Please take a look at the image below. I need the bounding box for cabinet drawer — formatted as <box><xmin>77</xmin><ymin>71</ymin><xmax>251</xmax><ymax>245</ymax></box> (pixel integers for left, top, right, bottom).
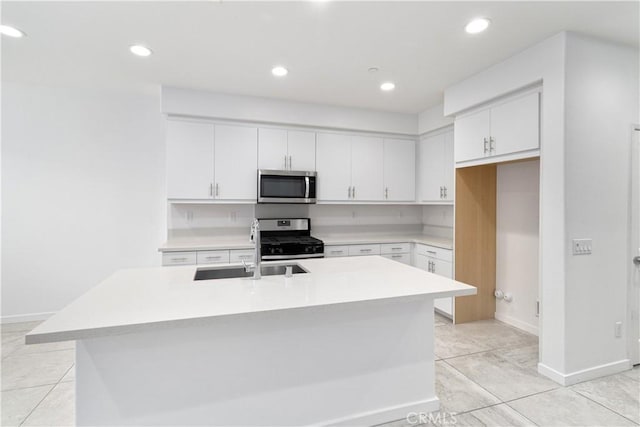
<box><xmin>325</xmin><ymin>245</ymin><xmax>350</xmax><ymax>257</ymax></box>
<box><xmin>380</xmin><ymin>243</ymin><xmax>410</xmax><ymax>254</ymax></box>
<box><xmin>162</xmin><ymin>252</ymin><xmax>197</xmax><ymax>266</ymax></box>
<box><xmin>196</xmin><ymin>250</ymin><xmax>230</xmax><ymax>265</ymax></box>
<box><xmin>229</xmin><ymin>249</ymin><xmax>255</xmax><ymax>263</ymax></box>
<box><xmin>348</xmin><ymin>244</ymin><xmax>381</xmax><ymax>256</ymax></box>
<box><xmin>382</xmin><ymin>253</ymin><xmax>411</xmax><ymax>265</ymax></box>
<box><xmin>415</xmin><ymin>244</ymin><xmax>452</xmax><ymax>262</ymax></box>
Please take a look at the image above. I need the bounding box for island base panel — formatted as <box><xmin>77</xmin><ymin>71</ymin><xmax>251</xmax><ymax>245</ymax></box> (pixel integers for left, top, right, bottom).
<box><xmin>76</xmin><ymin>297</ymin><xmax>438</xmax><ymax>426</ymax></box>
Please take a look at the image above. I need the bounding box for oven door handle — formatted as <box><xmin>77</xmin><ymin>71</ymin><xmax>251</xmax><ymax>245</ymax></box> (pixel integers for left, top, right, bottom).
<box><xmin>262</xmin><ymin>253</ymin><xmax>324</xmax><ymax>260</ymax></box>
<box><xmin>304</xmin><ymin>176</ymin><xmax>310</xmax><ymax>199</ymax></box>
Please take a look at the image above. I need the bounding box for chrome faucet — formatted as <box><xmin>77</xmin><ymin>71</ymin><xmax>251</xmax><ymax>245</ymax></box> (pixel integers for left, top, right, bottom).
<box><xmin>243</xmin><ymin>218</ymin><xmax>261</xmax><ymax>280</ymax></box>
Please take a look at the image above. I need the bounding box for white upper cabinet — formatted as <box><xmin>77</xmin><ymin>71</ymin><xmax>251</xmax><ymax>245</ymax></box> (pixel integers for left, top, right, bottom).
<box><xmin>166</xmin><ymin>120</ymin><xmax>214</xmax><ymax>200</ymax></box>
<box><xmin>258</xmin><ymin>128</ymin><xmax>316</xmax><ymax>171</ymax></box>
<box><xmin>316</xmin><ymin>133</ymin><xmax>352</xmax><ymax>201</ymax></box>
<box><xmin>490</xmin><ymin>92</ymin><xmax>540</xmax><ymax>156</ymax></box>
<box><xmin>287</xmin><ymin>130</ymin><xmax>316</xmax><ymax>171</ymax></box>
<box><xmin>419</xmin><ymin>129</ymin><xmax>454</xmax><ymax>203</ymax></box>
<box><xmin>454</xmin><ymin>91</ymin><xmax>540</xmax><ymax>165</ymax></box>
<box><xmin>455</xmin><ymin>109</ymin><xmax>490</xmax><ymax>164</ymax></box>
<box><xmin>351</xmin><ymin>136</ymin><xmax>384</xmax><ymax>201</ymax></box>
<box><xmin>214</xmin><ymin>125</ymin><xmax>258</xmax><ymax>201</ymax></box>
<box><xmin>383</xmin><ymin>139</ymin><xmax>416</xmax><ymax>202</ymax></box>
<box><xmin>258</xmin><ymin>128</ymin><xmax>288</xmax><ymax>170</ymax></box>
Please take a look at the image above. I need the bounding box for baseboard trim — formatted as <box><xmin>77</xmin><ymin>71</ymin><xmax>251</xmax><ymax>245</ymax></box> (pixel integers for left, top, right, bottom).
<box><xmin>538</xmin><ymin>359</ymin><xmax>631</xmax><ymax>386</ymax></box>
<box><xmin>319</xmin><ymin>397</ymin><xmax>440</xmax><ymax>426</ymax></box>
<box><xmin>1</xmin><ymin>312</ymin><xmax>55</xmax><ymax>324</ymax></box>
<box><xmin>494</xmin><ymin>312</ymin><xmax>538</xmax><ymax>336</ymax></box>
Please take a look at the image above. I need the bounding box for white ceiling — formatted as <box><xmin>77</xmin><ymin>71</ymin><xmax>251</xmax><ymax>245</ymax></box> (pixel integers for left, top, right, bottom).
<box><xmin>2</xmin><ymin>1</ymin><xmax>638</xmax><ymax>113</ymax></box>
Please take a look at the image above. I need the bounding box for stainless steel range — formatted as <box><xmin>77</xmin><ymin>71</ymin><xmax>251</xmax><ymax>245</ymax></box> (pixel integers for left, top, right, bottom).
<box><xmin>259</xmin><ymin>218</ymin><xmax>324</xmax><ymax>260</ymax></box>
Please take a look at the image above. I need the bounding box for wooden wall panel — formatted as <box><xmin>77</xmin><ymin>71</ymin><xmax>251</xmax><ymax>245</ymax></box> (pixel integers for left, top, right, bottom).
<box><xmin>454</xmin><ymin>165</ymin><xmax>497</xmax><ymax>323</ymax></box>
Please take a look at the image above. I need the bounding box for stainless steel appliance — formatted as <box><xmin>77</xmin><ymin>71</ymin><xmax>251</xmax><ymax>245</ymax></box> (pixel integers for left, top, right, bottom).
<box><xmin>259</xmin><ymin>218</ymin><xmax>324</xmax><ymax>260</ymax></box>
<box><xmin>257</xmin><ymin>170</ymin><xmax>317</xmax><ymax>204</ymax></box>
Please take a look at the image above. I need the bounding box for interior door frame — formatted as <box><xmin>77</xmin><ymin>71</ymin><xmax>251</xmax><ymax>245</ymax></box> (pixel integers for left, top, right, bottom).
<box><xmin>629</xmin><ymin>125</ymin><xmax>640</xmax><ymax>366</ymax></box>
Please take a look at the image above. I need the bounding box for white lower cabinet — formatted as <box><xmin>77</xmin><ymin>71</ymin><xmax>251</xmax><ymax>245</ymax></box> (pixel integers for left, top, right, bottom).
<box><xmin>414</xmin><ymin>244</ymin><xmax>454</xmax><ymax>317</ymax></box>
<box><xmin>382</xmin><ymin>253</ymin><xmax>411</xmax><ymax>265</ymax></box>
<box><xmin>324</xmin><ymin>243</ymin><xmax>410</xmax><ymax>265</ymax></box>
<box><xmin>348</xmin><ymin>244</ymin><xmax>381</xmax><ymax>256</ymax></box>
<box><xmin>325</xmin><ymin>246</ymin><xmax>350</xmax><ymax>257</ymax></box>
<box><xmin>197</xmin><ymin>250</ymin><xmax>230</xmax><ymax>265</ymax></box>
<box><xmin>162</xmin><ymin>252</ymin><xmax>197</xmax><ymax>266</ymax></box>
<box><xmin>229</xmin><ymin>249</ymin><xmax>255</xmax><ymax>263</ymax></box>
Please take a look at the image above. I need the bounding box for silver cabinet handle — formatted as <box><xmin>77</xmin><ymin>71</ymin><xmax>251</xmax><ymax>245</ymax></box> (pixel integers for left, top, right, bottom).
<box><xmin>444</xmin><ymin>186</ymin><xmax>447</xmax><ymax>199</ymax></box>
<box><xmin>215</xmin><ymin>183</ymin><xmax>219</xmax><ymax>196</ymax></box>
<box><xmin>284</xmin><ymin>155</ymin><xmax>288</xmax><ymax>169</ymax></box>
<box><xmin>440</xmin><ymin>186</ymin><xmax>443</xmax><ymax>199</ymax></box>
<box><xmin>348</xmin><ymin>186</ymin><xmax>352</xmax><ymax>199</ymax></box>
<box><xmin>171</xmin><ymin>257</ymin><xmax>187</xmax><ymax>262</ymax></box>
<box><xmin>238</xmin><ymin>255</ymin><xmax>252</xmax><ymax>259</ymax></box>
<box><xmin>330</xmin><ymin>250</ymin><xmax>344</xmax><ymax>254</ymax></box>
<box><xmin>489</xmin><ymin>136</ymin><xmax>495</xmax><ymax>154</ymax></box>
<box><xmin>289</xmin><ymin>155</ymin><xmax>292</xmax><ymax>170</ymax></box>
<box><xmin>209</xmin><ymin>183</ymin><xmax>214</xmax><ymax>197</ymax></box>
<box><xmin>391</xmin><ymin>247</ymin><xmax>403</xmax><ymax>250</ymax></box>
<box><xmin>360</xmin><ymin>248</ymin><xmax>372</xmax><ymax>252</ymax></box>
<box><xmin>205</xmin><ymin>256</ymin><xmax>222</xmax><ymax>260</ymax></box>
<box><xmin>391</xmin><ymin>254</ymin><xmax>403</xmax><ymax>259</ymax></box>
<box><xmin>483</xmin><ymin>137</ymin><xmax>489</xmax><ymax>155</ymax></box>
<box><xmin>352</xmin><ymin>186</ymin><xmax>356</xmax><ymax>199</ymax></box>
<box><xmin>427</xmin><ymin>250</ymin><xmax>437</xmax><ymax>255</ymax></box>
<box><xmin>385</xmin><ymin>187</ymin><xmax>389</xmax><ymax>199</ymax></box>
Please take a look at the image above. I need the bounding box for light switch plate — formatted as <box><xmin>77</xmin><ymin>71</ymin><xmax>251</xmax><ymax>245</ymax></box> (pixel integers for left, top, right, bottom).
<box><xmin>572</xmin><ymin>238</ymin><xmax>592</xmax><ymax>255</ymax></box>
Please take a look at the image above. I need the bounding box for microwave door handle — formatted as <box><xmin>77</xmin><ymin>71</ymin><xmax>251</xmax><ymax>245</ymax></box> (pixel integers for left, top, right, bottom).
<box><xmin>304</xmin><ymin>176</ymin><xmax>310</xmax><ymax>199</ymax></box>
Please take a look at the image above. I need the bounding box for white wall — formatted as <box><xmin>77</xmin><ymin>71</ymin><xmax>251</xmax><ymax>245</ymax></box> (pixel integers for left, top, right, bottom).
<box><xmin>162</xmin><ymin>87</ymin><xmax>419</xmax><ymax>136</ymax></box>
<box><xmin>421</xmin><ymin>205</ymin><xmax>454</xmax><ymax>239</ymax></box>
<box><xmin>563</xmin><ymin>33</ymin><xmax>638</xmax><ymax>377</ymax></box>
<box><xmin>444</xmin><ymin>32</ymin><xmax>567</xmax><ymax>378</ymax></box>
<box><xmin>1</xmin><ymin>82</ymin><xmax>166</xmax><ymax>322</ymax></box>
<box><xmin>496</xmin><ymin>160</ymin><xmax>540</xmax><ymax>335</ymax></box>
<box><xmin>418</xmin><ymin>103</ymin><xmax>454</xmax><ymax>135</ymax></box>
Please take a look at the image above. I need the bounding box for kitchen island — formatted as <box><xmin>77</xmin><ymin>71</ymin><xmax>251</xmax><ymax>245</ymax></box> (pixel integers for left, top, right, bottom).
<box><xmin>26</xmin><ymin>256</ymin><xmax>475</xmax><ymax>426</ymax></box>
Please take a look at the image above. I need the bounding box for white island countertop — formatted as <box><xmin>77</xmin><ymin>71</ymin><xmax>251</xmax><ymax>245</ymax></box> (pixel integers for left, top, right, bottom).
<box><xmin>26</xmin><ymin>256</ymin><xmax>474</xmax><ymax>345</ymax></box>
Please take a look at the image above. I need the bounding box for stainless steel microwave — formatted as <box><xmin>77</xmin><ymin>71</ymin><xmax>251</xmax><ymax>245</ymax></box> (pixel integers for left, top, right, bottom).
<box><xmin>257</xmin><ymin>170</ymin><xmax>317</xmax><ymax>204</ymax></box>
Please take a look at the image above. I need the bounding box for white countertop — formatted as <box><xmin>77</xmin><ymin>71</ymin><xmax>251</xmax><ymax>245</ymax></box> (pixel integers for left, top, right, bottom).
<box><xmin>27</xmin><ymin>256</ymin><xmax>474</xmax><ymax>344</ymax></box>
<box><xmin>159</xmin><ymin>233</ymin><xmax>453</xmax><ymax>252</ymax></box>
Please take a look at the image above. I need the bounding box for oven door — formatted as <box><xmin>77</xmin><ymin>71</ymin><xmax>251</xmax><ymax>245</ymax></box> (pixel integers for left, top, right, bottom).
<box><xmin>258</xmin><ymin>170</ymin><xmax>317</xmax><ymax>203</ymax></box>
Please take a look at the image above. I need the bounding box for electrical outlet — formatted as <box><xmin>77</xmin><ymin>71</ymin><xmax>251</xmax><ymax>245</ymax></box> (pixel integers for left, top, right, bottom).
<box><xmin>614</xmin><ymin>321</ymin><xmax>622</xmax><ymax>338</ymax></box>
<box><xmin>572</xmin><ymin>238</ymin><xmax>592</xmax><ymax>255</ymax></box>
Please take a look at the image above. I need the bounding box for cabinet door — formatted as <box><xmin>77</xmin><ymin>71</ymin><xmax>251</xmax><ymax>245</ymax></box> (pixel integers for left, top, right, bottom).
<box><xmin>414</xmin><ymin>254</ymin><xmax>430</xmax><ymax>271</ymax></box>
<box><xmin>351</xmin><ymin>135</ymin><xmax>384</xmax><ymax>201</ymax></box>
<box><xmin>258</xmin><ymin>128</ymin><xmax>288</xmax><ymax>170</ymax></box>
<box><xmin>316</xmin><ymin>133</ymin><xmax>352</xmax><ymax>201</ymax></box>
<box><xmin>214</xmin><ymin>125</ymin><xmax>258</xmax><ymax>200</ymax></box>
<box><xmin>490</xmin><ymin>92</ymin><xmax>540</xmax><ymax>156</ymax></box>
<box><xmin>383</xmin><ymin>139</ymin><xmax>416</xmax><ymax>201</ymax></box>
<box><xmin>442</xmin><ymin>130</ymin><xmax>455</xmax><ymax>201</ymax></box>
<box><xmin>287</xmin><ymin>130</ymin><xmax>316</xmax><ymax>171</ymax></box>
<box><xmin>454</xmin><ymin>109</ymin><xmax>490</xmax><ymax>163</ymax></box>
<box><xmin>432</xmin><ymin>259</ymin><xmax>453</xmax><ymax>278</ymax></box>
<box><xmin>419</xmin><ymin>134</ymin><xmax>445</xmax><ymax>202</ymax></box>
<box><xmin>166</xmin><ymin>120</ymin><xmax>214</xmax><ymax>200</ymax></box>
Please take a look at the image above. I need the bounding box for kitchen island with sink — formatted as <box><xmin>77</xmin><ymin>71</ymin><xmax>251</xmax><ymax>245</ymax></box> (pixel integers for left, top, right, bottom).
<box><xmin>26</xmin><ymin>256</ymin><xmax>475</xmax><ymax>426</ymax></box>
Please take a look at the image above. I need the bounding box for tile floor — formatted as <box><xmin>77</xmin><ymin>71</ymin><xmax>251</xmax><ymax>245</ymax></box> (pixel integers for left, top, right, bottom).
<box><xmin>1</xmin><ymin>316</ymin><xmax>638</xmax><ymax>426</ymax></box>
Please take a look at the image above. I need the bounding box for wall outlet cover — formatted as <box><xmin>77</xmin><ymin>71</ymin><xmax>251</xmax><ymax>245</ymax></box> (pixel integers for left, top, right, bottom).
<box><xmin>572</xmin><ymin>238</ymin><xmax>592</xmax><ymax>255</ymax></box>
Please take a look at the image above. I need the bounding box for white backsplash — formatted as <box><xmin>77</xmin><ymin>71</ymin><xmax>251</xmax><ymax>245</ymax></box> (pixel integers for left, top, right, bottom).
<box><xmin>168</xmin><ymin>203</ymin><xmax>453</xmax><ymax>240</ymax></box>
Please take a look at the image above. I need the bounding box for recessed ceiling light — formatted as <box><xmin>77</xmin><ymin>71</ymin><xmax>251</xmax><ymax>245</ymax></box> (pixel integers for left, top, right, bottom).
<box><xmin>271</xmin><ymin>66</ymin><xmax>288</xmax><ymax>77</ymax></box>
<box><xmin>380</xmin><ymin>82</ymin><xmax>395</xmax><ymax>91</ymax></box>
<box><xmin>130</xmin><ymin>45</ymin><xmax>153</xmax><ymax>57</ymax></box>
<box><xmin>0</xmin><ymin>25</ymin><xmax>25</xmax><ymax>38</ymax></box>
<box><xmin>465</xmin><ymin>18</ymin><xmax>491</xmax><ymax>34</ymax></box>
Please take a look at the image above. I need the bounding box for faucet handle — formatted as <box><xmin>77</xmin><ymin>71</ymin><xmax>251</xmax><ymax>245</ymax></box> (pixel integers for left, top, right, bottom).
<box><xmin>242</xmin><ymin>259</ymin><xmax>251</xmax><ymax>272</ymax></box>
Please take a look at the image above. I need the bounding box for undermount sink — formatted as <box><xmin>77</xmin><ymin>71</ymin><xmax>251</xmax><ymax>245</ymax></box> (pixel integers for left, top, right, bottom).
<box><xmin>194</xmin><ymin>264</ymin><xmax>308</xmax><ymax>281</ymax></box>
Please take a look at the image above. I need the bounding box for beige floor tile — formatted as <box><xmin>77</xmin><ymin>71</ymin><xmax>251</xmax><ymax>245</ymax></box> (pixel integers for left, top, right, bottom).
<box><xmin>446</xmin><ymin>350</ymin><xmax>558</xmax><ymax>401</ymax></box>
<box><xmin>22</xmin><ymin>381</ymin><xmax>74</xmax><ymax>427</ymax></box>
<box><xmin>436</xmin><ymin>361</ymin><xmax>501</xmax><ymax>414</ymax></box>
<box><xmin>1</xmin><ymin>321</ymin><xmax>42</xmax><ymax>334</ymax></box>
<box><xmin>621</xmin><ymin>365</ymin><xmax>640</xmax><ymax>382</ymax></box>
<box><xmin>434</xmin><ymin>326</ymin><xmax>493</xmax><ymax>359</ymax></box>
<box><xmin>434</xmin><ymin>314</ymin><xmax>451</xmax><ymax>327</ymax></box>
<box><xmin>508</xmin><ymin>388</ymin><xmax>637</xmax><ymax>426</ymax></box>
<box><xmin>1</xmin><ymin>350</ymin><xmax>74</xmax><ymax>391</ymax></box>
<box><xmin>488</xmin><ymin>344</ymin><xmax>539</xmax><ymax>372</ymax></box>
<box><xmin>60</xmin><ymin>364</ymin><xmax>75</xmax><ymax>383</ymax></box>
<box><xmin>10</xmin><ymin>339</ymin><xmax>75</xmax><ymax>357</ymax></box>
<box><xmin>0</xmin><ymin>384</ymin><xmax>54</xmax><ymax>427</ymax></box>
<box><xmin>449</xmin><ymin>320</ymin><xmax>538</xmax><ymax>350</ymax></box>
<box><xmin>455</xmin><ymin>404</ymin><xmax>536</xmax><ymax>427</ymax></box>
<box><xmin>570</xmin><ymin>373</ymin><xmax>640</xmax><ymax>423</ymax></box>
<box><xmin>2</xmin><ymin>333</ymin><xmax>25</xmax><ymax>359</ymax></box>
